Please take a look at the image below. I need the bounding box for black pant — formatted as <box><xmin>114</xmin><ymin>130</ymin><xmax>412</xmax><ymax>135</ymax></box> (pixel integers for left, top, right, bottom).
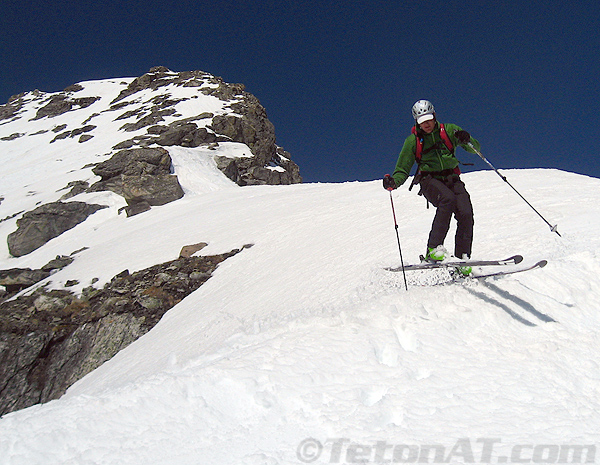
<box><xmin>419</xmin><ymin>174</ymin><xmax>474</xmax><ymax>258</ymax></box>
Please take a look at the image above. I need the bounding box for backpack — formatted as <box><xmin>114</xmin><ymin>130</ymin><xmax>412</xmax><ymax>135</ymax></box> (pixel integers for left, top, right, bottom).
<box><xmin>411</xmin><ymin>123</ymin><xmax>454</xmax><ymax>164</ymax></box>
<box><xmin>408</xmin><ymin>123</ymin><xmax>462</xmax><ymax>194</ymax></box>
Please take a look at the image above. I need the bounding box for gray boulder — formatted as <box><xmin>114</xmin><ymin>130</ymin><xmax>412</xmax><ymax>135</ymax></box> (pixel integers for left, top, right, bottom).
<box><xmin>121</xmin><ymin>174</ymin><xmax>185</xmax><ymax>207</ymax></box>
<box><xmin>7</xmin><ymin>202</ymin><xmax>108</xmax><ymax>257</ymax></box>
<box><xmin>32</xmin><ymin>94</ymin><xmax>100</xmax><ymax>120</ymax></box>
<box><xmin>93</xmin><ymin>147</ymin><xmax>172</xmax><ymax>179</ymax></box>
<box><xmin>155</xmin><ymin>123</ymin><xmax>218</xmax><ymax>147</ymax></box>
<box><xmin>90</xmin><ymin>147</ymin><xmax>184</xmax><ymax>215</ymax></box>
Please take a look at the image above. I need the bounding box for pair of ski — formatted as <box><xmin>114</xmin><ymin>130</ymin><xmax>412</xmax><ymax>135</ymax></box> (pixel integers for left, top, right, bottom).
<box><xmin>386</xmin><ymin>255</ymin><xmax>547</xmax><ymax>279</ymax></box>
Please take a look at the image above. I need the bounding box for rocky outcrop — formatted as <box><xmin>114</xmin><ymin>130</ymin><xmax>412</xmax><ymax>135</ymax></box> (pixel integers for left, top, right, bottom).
<box><xmin>155</xmin><ymin>121</ymin><xmax>218</xmax><ymax>147</ymax></box>
<box><xmin>7</xmin><ymin>202</ymin><xmax>108</xmax><ymax>257</ymax></box>
<box><xmin>0</xmin><ymin>256</ymin><xmax>74</xmax><ymax>299</ymax></box>
<box><xmin>0</xmin><ymin>90</ymin><xmax>45</xmax><ymax>123</ymax></box>
<box><xmin>215</xmin><ymin>146</ymin><xmax>301</xmax><ymax>186</ymax></box>
<box><xmin>89</xmin><ymin>147</ymin><xmax>184</xmax><ymax>216</ymax></box>
<box><xmin>1</xmin><ymin>66</ymin><xmax>301</xmax><ymax>188</ymax></box>
<box><xmin>109</xmin><ymin>67</ymin><xmax>302</xmax><ymax>186</ymax></box>
<box><xmin>32</xmin><ymin>93</ymin><xmax>100</xmax><ymax>121</ymax></box>
<box><xmin>0</xmin><ymin>67</ymin><xmax>302</xmax><ymax>416</ymax></box>
<box><xmin>0</xmin><ymin>245</ymin><xmax>250</xmax><ymax>415</ymax></box>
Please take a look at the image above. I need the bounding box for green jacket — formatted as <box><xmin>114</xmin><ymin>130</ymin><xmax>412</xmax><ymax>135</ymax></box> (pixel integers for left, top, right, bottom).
<box><xmin>391</xmin><ymin>122</ymin><xmax>481</xmax><ymax>187</ymax></box>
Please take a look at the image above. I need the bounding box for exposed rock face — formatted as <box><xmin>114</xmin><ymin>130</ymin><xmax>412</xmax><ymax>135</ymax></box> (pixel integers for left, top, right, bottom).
<box><xmin>32</xmin><ymin>93</ymin><xmax>100</xmax><ymax>120</ymax></box>
<box><xmin>1</xmin><ymin>66</ymin><xmax>301</xmax><ymax>188</ymax></box>
<box><xmin>7</xmin><ymin>202</ymin><xmax>108</xmax><ymax>257</ymax></box>
<box><xmin>0</xmin><ymin>255</ymin><xmax>74</xmax><ymax>301</ymax></box>
<box><xmin>108</xmin><ymin>66</ymin><xmax>302</xmax><ymax>186</ymax></box>
<box><xmin>0</xmin><ymin>246</ymin><xmax>248</xmax><ymax>415</ymax></box>
<box><xmin>155</xmin><ymin>122</ymin><xmax>218</xmax><ymax>147</ymax></box>
<box><xmin>1</xmin><ymin>67</ymin><xmax>301</xmax><ymax>254</ymax></box>
<box><xmin>92</xmin><ymin>146</ymin><xmax>172</xmax><ymax>179</ymax></box>
<box><xmin>90</xmin><ymin>147</ymin><xmax>184</xmax><ymax>216</ymax></box>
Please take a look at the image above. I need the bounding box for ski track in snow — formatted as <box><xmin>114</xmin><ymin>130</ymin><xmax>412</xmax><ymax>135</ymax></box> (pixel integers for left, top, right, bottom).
<box><xmin>1</xmin><ymin>78</ymin><xmax>600</xmax><ymax>464</ymax></box>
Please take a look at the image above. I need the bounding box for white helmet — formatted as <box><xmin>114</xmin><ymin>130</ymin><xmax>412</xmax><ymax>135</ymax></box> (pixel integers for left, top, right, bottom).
<box><xmin>411</xmin><ymin>100</ymin><xmax>435</xmax><ymax>124</ymax></box>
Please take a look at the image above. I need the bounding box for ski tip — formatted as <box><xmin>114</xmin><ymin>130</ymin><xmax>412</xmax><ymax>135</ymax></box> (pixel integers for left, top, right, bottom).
<box><xmin>513</xmin><ymin>255</ymin><xmax>524</xmax><ymax>264</ymax></box>
<box><xmin>537</xmin><ymin>259</ymin><xmax>548</xmax><ymax>268</ymax></box>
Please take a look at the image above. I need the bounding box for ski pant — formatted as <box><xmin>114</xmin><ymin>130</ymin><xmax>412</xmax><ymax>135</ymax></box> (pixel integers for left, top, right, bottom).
<box><xmin>419</xmin><ymin>174</ymin><xmax>474</xmax><ymax>259</ymax></box>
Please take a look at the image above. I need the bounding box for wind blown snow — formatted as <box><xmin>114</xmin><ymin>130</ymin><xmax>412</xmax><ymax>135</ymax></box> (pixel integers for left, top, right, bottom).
<box><xmin>1</xmin><ymin>77</ymin><xmax>599</xmax><ymax>465</ymax></box>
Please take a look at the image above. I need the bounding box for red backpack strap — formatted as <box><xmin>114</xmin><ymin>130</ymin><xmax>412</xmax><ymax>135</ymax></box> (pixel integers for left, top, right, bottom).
<box><xmin>413</xmin><ymin>123</ymin><xmax>454</xmax><ymax>164</ymax></box>
<box><xmin>411</xmin><ymin>125</ymin><xmax>423</xmax><ymax>163</ymax></box>
<box><xmin>438</xmin><ymin>123</ymin><xmax>454</xmax><ymax>153</ymax></box>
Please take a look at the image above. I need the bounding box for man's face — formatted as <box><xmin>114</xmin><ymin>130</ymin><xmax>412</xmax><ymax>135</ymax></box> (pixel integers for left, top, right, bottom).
<box><xmin>419</xmin><ymin>118</ymin><xmax>436</xmax><ymax>133</ymax></box>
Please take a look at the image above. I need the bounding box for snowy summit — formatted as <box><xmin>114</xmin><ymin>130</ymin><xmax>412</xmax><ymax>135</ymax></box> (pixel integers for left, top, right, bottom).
<box><xmin>0</xmin><ymin>68</ymin><xmax>600</xmax><ymax>465</ymax></box>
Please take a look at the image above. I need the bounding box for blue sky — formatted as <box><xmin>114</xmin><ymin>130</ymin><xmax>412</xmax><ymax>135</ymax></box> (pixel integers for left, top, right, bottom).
<box><xmin>2</xmin><ymin>0</ymin><xmax>599</xmax><ymax>183</ymax></box>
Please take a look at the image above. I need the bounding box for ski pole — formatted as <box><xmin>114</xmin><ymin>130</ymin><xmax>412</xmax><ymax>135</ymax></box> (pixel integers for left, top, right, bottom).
<box><xmin>387</xmin><ymin>188</ymin><xmax>409</xmax><ymax>290</ymax></box>
<box><xmin>467</xmin><ymin>142</ymin><xmax>561</xmax><ymax>237</ymax></box>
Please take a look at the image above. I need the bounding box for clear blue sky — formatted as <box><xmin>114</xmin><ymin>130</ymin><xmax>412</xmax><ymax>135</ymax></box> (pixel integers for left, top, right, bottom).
<box><xmin>2</xmin><ymin>0</ymin><xmax>599</xmax><ymax>183</ymax></box>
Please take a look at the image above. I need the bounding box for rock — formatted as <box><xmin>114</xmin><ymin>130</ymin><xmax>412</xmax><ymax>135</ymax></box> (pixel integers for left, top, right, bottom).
<box><xmin>0</xmin><ymin>248</ymin><xmax>242</xmax><ymax>415</ymax></box>
<box><xmin>208</xmin><ymin>99</ymin><xmax>302</xmax><ymax>185</ymax></box>
<box><xmin>155</xmin><ymin>123</ymin><xmax>218</xmax><ymax>147</ymax></box>
<box><xmin>190</xmin><ymin>271</ymin><xmax>211</xmax><ymax>281</ymax></box>
<box><xmin>0</xmin><ymin>269</ymin><xmax>51</xmax><ymax>293</ymax></box>
<box><xmin>50</xmin><ymin>125</ymin><xmax>96</xmax><ymax>143</ymax></box>
<box><xmin>92</xmin><ymin>147</ymin><xmax>172</xmax><ymax>179</ymax></box>
<box><xmin>179</xmin><ymin>242</ymin><xmax>208</xmax><ymax>258</ymax></box>
<box><xmin>98</xmin><ymin>67</ymin><xmax>302</xmax><ymax>186</ymax></box>
<box><xmin>119</xmin><ymin>108</ymin><xmax>176</xmax><ymax>132</ymax></box>
<box><xmin>33</xmin><ymin>294</ymin><xmax>69</xmax><ymax>312</ymax></box>
<box><xmin>89</xmin><ymin>147</ymin><xmax>185</xmax><ymax>213</ymax></box>
<box><xmin>0</xmin><ymin>256</ymin><xmax>74</xmax><ymax>299</ymax></box>
<box><xmin>32</xmin><ymin>95</ymin><xmax>73</xmax><ymax>120</ymax></box>
<box><xmin>7</xmin><ymin>202</ymin><xmax>108</xmax><ymax>257</ymax></box>
<box><xmin>1</xmin><ymin>132</ymin><xmax>25</xmax><ymax>141</ymax></box>
<box><xmin>41</xmin><ymin>255</ymin><xmax>74</xmax><ymax>272</ymax></box>
<box><xmin>123</xmin><ymin>200</ymin><xmax>152</xmax><ymax>217</ymax></box>
<box><xmin>32</xmin><ymin>94</ymin><xmax>100</xmax><ymax>120</ymax></box>
<box><xmin>78</xmin><ymin>134</ymin><xmax>94</xmax><ymax>143</ymax></box>
<box><xmin>60</xmin><ymin>180</ymin><xmax>90</xmax><ymax>200</ymax></box>
<box><xmin>121</xmin><ymin>174</ymin><xmax>184</xmax><ymax>207</ymax></box>
<box><xmin>214</xmin><ymin>155</ymin><xmax>242</xmax><ymax>184</ymax></box>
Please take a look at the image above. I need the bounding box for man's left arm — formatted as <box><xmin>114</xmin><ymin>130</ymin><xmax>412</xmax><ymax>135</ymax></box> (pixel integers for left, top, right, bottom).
<box><xmin>447</xmin><ymin>123</ymin><xmax>481</xmax><ymax>153</ymax></box>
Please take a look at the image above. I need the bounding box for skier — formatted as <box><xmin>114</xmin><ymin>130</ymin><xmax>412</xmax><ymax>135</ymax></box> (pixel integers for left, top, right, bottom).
<box><xmin>383</xmin><ymin>100</ymin><xmax>481</xmax><ymax>272</ymax></box>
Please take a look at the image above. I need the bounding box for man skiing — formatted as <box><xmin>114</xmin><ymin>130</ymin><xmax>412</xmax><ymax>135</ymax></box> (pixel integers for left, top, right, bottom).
<box><xmin>383</xmin><ymin>100</ymin><xmax>481</xmax><ymax>271</ymax></box>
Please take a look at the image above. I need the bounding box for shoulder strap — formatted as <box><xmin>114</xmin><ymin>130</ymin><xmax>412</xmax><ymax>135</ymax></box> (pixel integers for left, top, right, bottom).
<box><xmin>438</xmin><ymin>123</ymin><xmax>454</xmax><ymax>153</ymax></box>
<box><xmin>412</xmin><ymin>123</ymin><xmax>454</xmax><ymax>164</ymax></box>
<box><xmin>411</xmin><ymin>125</ymin><xmax>423</xmax><ymax>163</ymax></box>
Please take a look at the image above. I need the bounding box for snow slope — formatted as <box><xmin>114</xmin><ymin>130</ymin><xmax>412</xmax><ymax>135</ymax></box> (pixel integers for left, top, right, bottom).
<box><xmin>1</xmin><ymin>77</ymin><xmax>600</xmax><ymax>464</ymax></box>
<box><xmin>1</xmin><ymin>169</ymin><xmax>599</xmax><ymax>465</ymax></box>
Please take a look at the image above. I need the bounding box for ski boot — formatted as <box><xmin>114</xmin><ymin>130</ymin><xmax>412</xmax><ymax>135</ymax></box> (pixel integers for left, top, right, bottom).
<box><xmin>454</xmin><ymin>253</ymin><xmax>472</xmax><ymax>277</ymax></box>
<box><xmin>454</xmin><ymin>265</ymin><xmax>473</xmax><ymax>277</ymax></box>
<box><xmin>424</xmin><ymin>245</ymin><xmax>448</xmax><ymax>262</ymax></box>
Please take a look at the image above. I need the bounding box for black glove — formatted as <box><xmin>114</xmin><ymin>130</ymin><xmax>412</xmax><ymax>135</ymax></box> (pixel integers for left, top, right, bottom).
<box><xmin>383</xmin><ymin>174</ymin><xmax>396</xmax><ymax>190</ymax></box>
<box><xmin>454</xmin><ymin>130</ymin><xmax>470</xmax><ymax>144</ymax></box>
